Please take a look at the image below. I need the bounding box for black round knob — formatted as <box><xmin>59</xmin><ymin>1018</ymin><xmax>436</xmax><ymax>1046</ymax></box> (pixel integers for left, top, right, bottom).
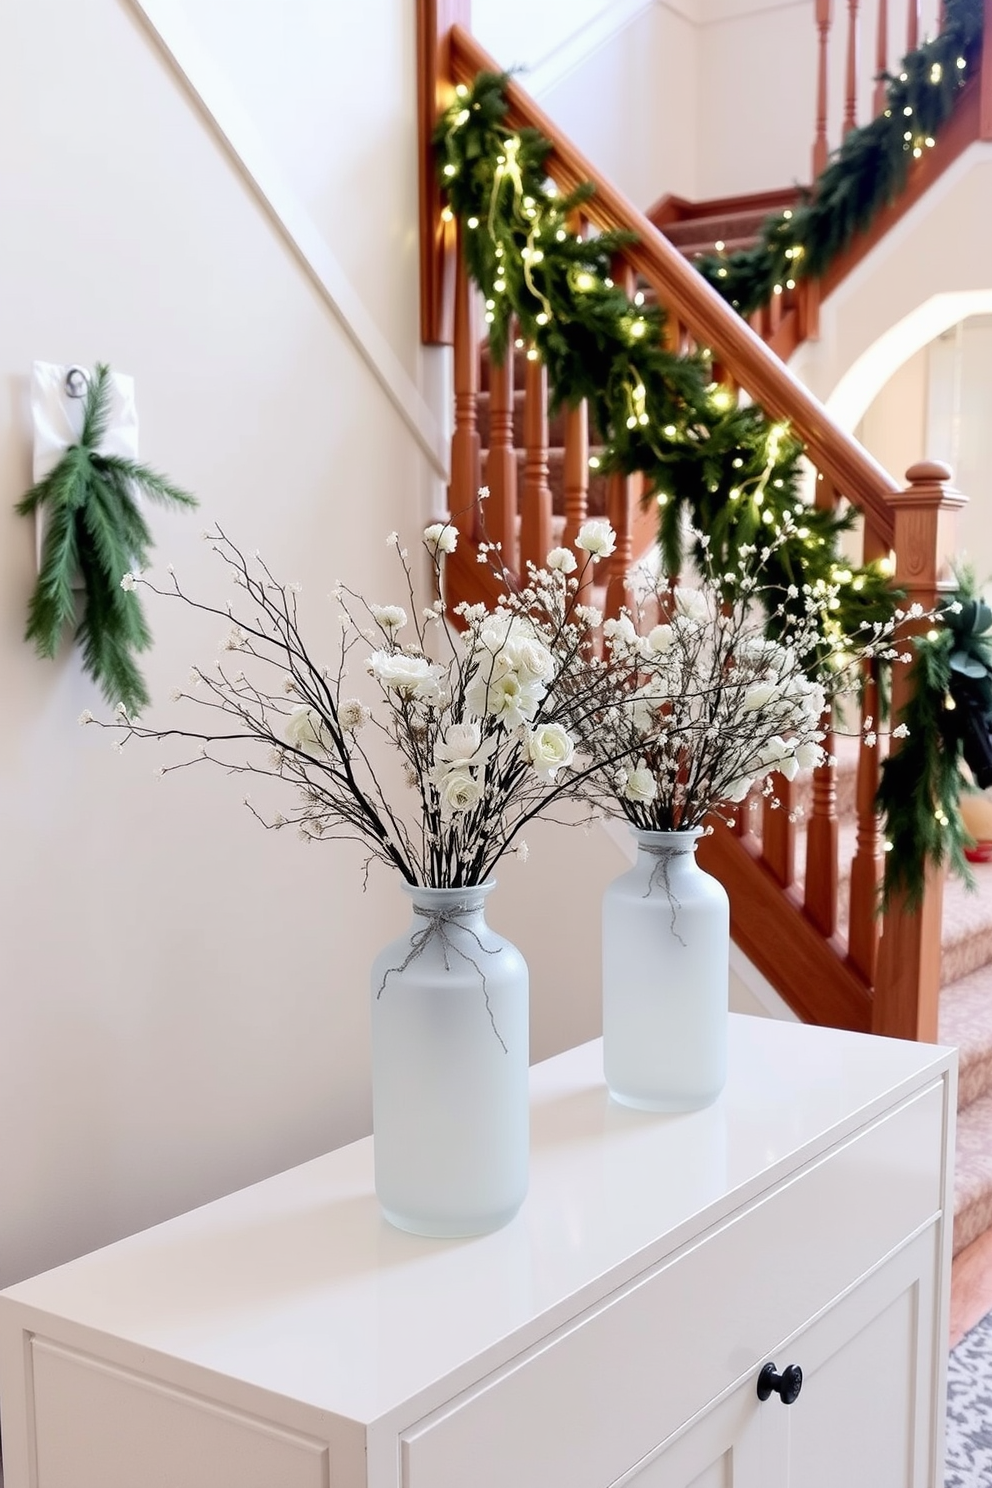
<box><xmin>756</xmin><ymin>1361</ymin><xmax>803</xmax><ymax>1405</ymax></box>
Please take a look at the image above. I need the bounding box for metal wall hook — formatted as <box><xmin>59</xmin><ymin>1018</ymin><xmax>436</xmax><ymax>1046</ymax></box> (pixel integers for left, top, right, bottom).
<box><xmin>64</xmin><ymin>366</ymin><xmax>90</xmax><ymax>399</ymax></box>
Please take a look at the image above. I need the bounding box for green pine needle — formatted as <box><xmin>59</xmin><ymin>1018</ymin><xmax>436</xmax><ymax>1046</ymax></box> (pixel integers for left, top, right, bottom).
<box><xmin>16</xmin><ymin>363</ymin><xmax>197</xmax><ymax>712</ymax></box>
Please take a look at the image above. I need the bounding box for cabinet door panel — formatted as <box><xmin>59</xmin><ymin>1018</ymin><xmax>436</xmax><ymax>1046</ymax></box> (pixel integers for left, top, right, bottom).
<box><xmin>784</xmin><ymin>1226</ymin><xmax>940</xmax><ymax>1488</ymax></box>
<box><xmin>615</xmin><ymin>1381</ymin><xmax>782</xmax><ymax>1488</ymax></box>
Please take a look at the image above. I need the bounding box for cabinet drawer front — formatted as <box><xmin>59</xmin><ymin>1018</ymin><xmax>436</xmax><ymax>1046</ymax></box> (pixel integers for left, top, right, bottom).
<box><xmin>402</xmin><ymin>1082</ymin><xmax>945</xmax><ymax>1488</ymax></box>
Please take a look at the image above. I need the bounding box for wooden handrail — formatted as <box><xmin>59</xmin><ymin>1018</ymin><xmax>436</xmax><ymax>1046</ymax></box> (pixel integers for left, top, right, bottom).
<box><xmin>449</xmin><ymin>25</ymin><xmax>901</xmax><ymax>548</ymax></box>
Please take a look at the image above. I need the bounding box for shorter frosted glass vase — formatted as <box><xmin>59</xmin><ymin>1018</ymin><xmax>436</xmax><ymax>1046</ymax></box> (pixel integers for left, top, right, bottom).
<box><xmin>602</xmin><ymin>829</ymin><xmax>729</xmax><ymax>1112</ymax></box>
<box><xmin>370</xmin><ymin>882</ymin><xmax>529</xmax><ymax>1237</ymax></box>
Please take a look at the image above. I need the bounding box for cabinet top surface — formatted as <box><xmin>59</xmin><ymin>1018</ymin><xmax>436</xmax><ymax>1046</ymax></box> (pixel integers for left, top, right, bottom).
<box><xmin>2</xmin><ymin>1016</ymin><xmax>952</xmax><ymax>1426</ymax></box>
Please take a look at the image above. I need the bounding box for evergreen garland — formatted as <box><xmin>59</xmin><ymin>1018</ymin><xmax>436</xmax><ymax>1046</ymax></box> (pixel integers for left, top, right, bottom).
<box><xmin>435</xmin><ymin>72</ymin><xmax>896</xmax><ymax>649</ymax></box>
<box><xmin>695</xmin><ymin>0</ymin><xmax>984</xmax><ymax>315</ymax></box>
<box><xmin>878</xmin><ymin>585</ymin><xmax>992</xmax><ymax>907</ymax></box>
<box><xmin>16</xmin><ymin>364</ymin><xmax>197</xmax><ymax>713</ymax></box>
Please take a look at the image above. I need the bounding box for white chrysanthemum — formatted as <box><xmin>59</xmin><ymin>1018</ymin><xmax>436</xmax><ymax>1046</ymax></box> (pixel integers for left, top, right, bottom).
<box><xmin>423</xmin><ymin>522</ymin><xmax>457</xmax><ymax>555</ymax></box>
<box><xmin>78</xmin><ymin>709</ymin><xmax>95</xmax><ymax>725</ymax></box>
<box><xmin>526</xmin><ymin>723</ymin><xmax>575</xmax><ymax>781</ymax></box>
<box><xmin>434</xmin><ymin>721</ymin><xmax>496</xmax><ymax>770</ymax></box>
<box><xmin>646</xmin><ymin>623</ymin><xmax>674</xmax><ymax>654</ymax></box>
<box><xmin>120</xmin><ymin>571</ymin><xmax>141</xmax><ymax>592</ymax></box>
<box><xmin>546</xmin><ymin>547</ymin><xmax>577</xmax><ymax>573</ymax></box>
<box><xmin>575</xmin><ymin>518</ymin><xmax>616</xmax><ymax>560</ymax></box>
<box><xmin>370</xmin><ymin>604</ymin><xmax>407</xmax><ymax>631</ymax></box>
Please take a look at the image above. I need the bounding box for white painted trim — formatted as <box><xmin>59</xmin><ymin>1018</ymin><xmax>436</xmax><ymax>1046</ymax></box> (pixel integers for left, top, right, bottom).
<box><xmin>522</xmin><ymin>0</ymin><xmax>661</xmax><ymax>98</ymax></box>
<box><xmin>695</xmin><ymin>0</ymin><xmax>809</xmax><ymax>29</ymax></box>
<box><xmin>124</xmin><ymin>0</ymin><xmax>449</xmax><ymax>479</ymax></box>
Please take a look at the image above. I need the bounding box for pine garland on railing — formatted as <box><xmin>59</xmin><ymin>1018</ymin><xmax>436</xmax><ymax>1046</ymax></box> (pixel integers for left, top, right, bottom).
<box><xmin>435</xmin><ymin>73</ymin><xmax>896</xmax><ymax>649</ymax></box>
<box><xmin>878</xmin><ymin>584</ymin><xmax>992</xmax><ymax>907</ymax></box>
<box><xmin>16</xmin><ymin>364</ymin><xmax>197</xmax><ymax>714</ymax></box>
<box><xmin>695</xmin><ymin>0</ymin><xmax>984</xmax><ymax>316</ymax></box>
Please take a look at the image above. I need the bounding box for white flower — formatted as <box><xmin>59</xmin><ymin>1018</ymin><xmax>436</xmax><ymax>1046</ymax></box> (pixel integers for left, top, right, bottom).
<box><xmin>893</xmin><ymin>723</ymin><xmax>910</xmax><ymax>739</ymax></box>
<box><xmin>673</xmin><ymin>586</ymin><xmax>709</xmax><ymax>623</ymax></box>
<box><xmin>120</xmin><ymin>571</ymin><xmax>141</xmax><ymax>592</ymax></box>
<box><xmin>466</xmin><ymin>668</ymin><xmax>544</xmax><ymax>727</ymax></box>
<box><xmin>78</xmin><ymin>709</ymin><xmax>95</xmax><ymax>725</ymax></box>
<box><xmin>516</xmin><ymin>841</ymin><xmax>530</xmax><ymax>862</ymax></box>
<box><xmin>575</xmin><ymin>519</ymin><xmax>617</xmax><ymax>560</ymax></box>
<box><xmin>546</xmin><ymin>547</ymin><xmax>577</xmax><ymax>573</ymax></box>
<box><xmin>743</xmin><ymin>683</ymin><xmax>777</xmax><ymax>711</ymax></box>
<box><xmin>385</xmin><ymin>531</ymin><xmax>399</xmax><ymax>547</ymax></box>
<box><xmin>603</xmin><ymin>614</ymin><xmax>638</xmax><ymax>650</ymax></box>
<box><xmin>434</xmin><ymin>768</ymin><xmax>484</xmax><ymax>815</ymax></box>
<box><xmin>285</xmin><ymin>705</ymin><xmax>332</xmax><ymax>755</ymax></box>
<box><xmin>623</xmin><ymin>763</ymin><xmax>658</xmax><ymax>804</ymax></box>
<box><xmin>724</xmin><ymin>775</ymin><xmax>753</xmax><ymax>804</ymax></box>
<box><xmin>434</xmin><ymin>721</ymin><xmax>496</xmax><ymax>770</ymax></box>
<box><xmin>368</xmin><ymin>650</ymin><xmax>442</xmax><ymax>699</ymax></box>
<box><xmin>424</xmin><ymin>522</ymin><xmax>458</xmax><ymax>555</ymax></box>
<box><xmin>223</xmin><ymin>626</ymin><xmax>249</xmax><ymax>651</ymax></box>
<box><xmin>794</xmin><ymin>740</ymin><xmax>825</xmax><ymax>770</ymax></box>
<box><xmin>647</xmin><ymin>623</ymin><xmax>674</xmax><ymax>654</ymax></box>
<box><xmin>370</xmin><ymin>604</ymin><xmax>408</xmax><ymax>631</ymax></box>
<box><xmin>339</xmin><ymin>699</ymin><xmax>370</xmax><ymax>731</ymax></box>
<box><xmin>526</xmin><ymin>723</ymin><xmax>575</xmax><ymax>781</ymax></box>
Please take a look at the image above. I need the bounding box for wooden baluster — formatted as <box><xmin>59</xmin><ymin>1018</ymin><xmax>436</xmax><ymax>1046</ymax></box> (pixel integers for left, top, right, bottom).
<box><xmin>416</xmin><ymin>0</ymin><xmax>471</xmax><ymax>344</ymax></box>
<box><xmin>848</xmin><ymin>662</ymin><xmax>883</xmax><ymax>980</ymax></box>
<box><xmin>485</xmin><ymin>331</ymin><xmax>518</xmax><ymax>573</ymax></box>
<box><xmin>449</xmin><ymin>235</ymin><xmax>481</xmax><ymax>540</ymax></box>
<box><xmin>604</xmin><ymin>472</ymin><xmax>637</xmax><ymax>620</ymax></box>
<box><xmin>844</xmin><ymin>0</ymin><xmax>860</xmax><ymax>136</ymax></box>
<box><xmin>762</xmin><ymin>776</ymin><xmax>797</xmax><ymax>887</ymax></box>
<box><xmin>562</xmin><ymin>400</ymin><xmax>590</xmax><ymax>592</ymax></box>
<box><xmin>874</xmin><ymin>0</ymin><xmax>888</xmax><ymax>115</ymax></box>
<box><xmin>813</xmin><ymin>0</ymin><xmax>834</xmax><ymax>176</ymax></box>
<box><xmin>906</xmin><ymin>0</ymin><xmax>919</xmax><ymax>52</ymax></box>
<box><xmin>847</xmin><ymin>518</ymin><xmax>890</xmax><ymax>978</ymax></box>
<box><xmin>981</xmin><ymin>0</ymin><xmax>992</xmax><ymax>140</ymax></box>
<box><xmin>797</xmin><ymin>277</ymin><xmax>821</xmax><ymax>344</ymax></box>
<box><xmin>768</xmin><ymin>288</ymin><xmax>783</xmax><ymax>336</ymax></box>
<box><xmin>663</xmin><ymin>313</ymin><xmax>683</xmax><ymax>356</ymax></box>
<box><xmin>805</xmin><ymin>719</ymin><xmax>839</xmax><ymax>937</ymax></box>
<box><xmin>519</xmin><ymin>348</ymin><xmax>552</xmax><ymax>571</ymax></box>
<box><xmin>874</xmin><ymin>462</ymin><xmax>965</xmax><ymax>1041</ymax></box>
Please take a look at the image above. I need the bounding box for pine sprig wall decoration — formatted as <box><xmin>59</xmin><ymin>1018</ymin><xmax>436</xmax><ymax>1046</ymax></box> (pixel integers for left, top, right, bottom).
<box><xmin>435</xmin><ymin>73</ymin><xmax>898</xmax><ymax>643</ymax></box>
<box><xmin>695</xmin><ymin>0</ymin><xmax>983</xmax><ymax>316</ymax></box>
<box><xmin>16</xmin><ymin>364</ymin><xmax>197</xmax><ymax>713</ymax></box>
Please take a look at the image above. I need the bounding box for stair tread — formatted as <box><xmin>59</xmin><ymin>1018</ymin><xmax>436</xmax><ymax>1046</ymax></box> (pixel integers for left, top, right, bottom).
<box><xmin>951</xmin><ymin>1088</ymin><xmax>992</xmax><ymax>1254</ymax></box>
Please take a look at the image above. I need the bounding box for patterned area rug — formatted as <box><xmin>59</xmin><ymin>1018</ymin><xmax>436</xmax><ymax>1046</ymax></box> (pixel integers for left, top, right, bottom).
<box><xmin>947</xmin><ymin>1310</ymin><xmax>992</xmax><ymax>1486</ymax></box>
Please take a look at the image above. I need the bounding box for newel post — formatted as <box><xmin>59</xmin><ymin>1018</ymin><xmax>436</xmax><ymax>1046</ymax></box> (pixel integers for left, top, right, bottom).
<box><xmin>873</xmin><ymin>461</ymin><xmax>966</xmax><ymax>1041</ymax></box>
<box><xmin>418</xmin><ymin>0</ymin><xmax>472</xmax><ymax>344</ymax></box>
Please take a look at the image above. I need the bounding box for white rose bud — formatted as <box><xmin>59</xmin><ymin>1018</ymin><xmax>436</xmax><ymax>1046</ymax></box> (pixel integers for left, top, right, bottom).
<box><xmin>526</xmin><ymin>723</ymin><xmax>575</xmax><ymax>781</ymax></box>
<box><xmin>370</xmin><ymin>604</ymin><xmax>407</xmax><ymax>631</ymax></box>
<box><xmin>623</xmin><ymin>764</ymin><xmax>658</xmax><ymax>804</ymax></box>
<box><xmin>285</xmin><ymin>705</ymin><xmax>332</xmax><ymax>755</ymax></box>
<box><xmin>436</xmin><ymin>768</ymin><xmax>484</xmax><ymax>814</ymax></box>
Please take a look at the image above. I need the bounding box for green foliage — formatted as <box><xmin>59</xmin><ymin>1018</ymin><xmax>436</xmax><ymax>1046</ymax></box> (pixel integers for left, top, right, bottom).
<box><xmin>16</xmin><ymin>364</ymin><xmax>197</xmax><ymax>713</ymax></box>
<box><xmin>877</xmin><ymin>581</ymin><xmax>992</xmax><ymax>907</ymax></box>
<box><xmin>695</xmin><ymin>0</ymin><xmax>984</xmax><ymax>315</ymax></box>
<box><xmin>435</xmin><ymin>73</ymin><xmax>895</xmax><ymax>640</ymax></box>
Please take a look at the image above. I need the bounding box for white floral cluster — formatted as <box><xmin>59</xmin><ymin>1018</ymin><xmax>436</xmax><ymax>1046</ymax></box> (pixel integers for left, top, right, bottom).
<box><xmin>569</xmin><ymin>545</ymin><xmax>910</xmax><ymax>832</ymax></box>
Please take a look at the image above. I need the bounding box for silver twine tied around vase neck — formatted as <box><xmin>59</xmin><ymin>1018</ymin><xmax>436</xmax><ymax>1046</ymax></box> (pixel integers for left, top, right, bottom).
<box><xmin>377</xmin><ymin>899</ymin><xmax>507</xmax><ymax>1051</ymax></box>
<box><xmin>640</xmin><ymin>840</ymin><xmax>696</xmax><ymax>947</ymax></box>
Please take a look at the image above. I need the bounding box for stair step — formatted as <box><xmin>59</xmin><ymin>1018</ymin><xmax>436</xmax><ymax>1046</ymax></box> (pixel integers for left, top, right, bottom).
<box><xmin>952</xmin><ymin>1089</ymin><xmax>992</xmax><ymax>1255</ymax></box>
<box><xmin>940</xmin><ymin>963</ymin><xmax>992</xmax><ymax>1111</ymax></box>
<box><xmin>661</xmin><ymin>209</ymin><xmax>772</xmax><ymax>256</ymax></box>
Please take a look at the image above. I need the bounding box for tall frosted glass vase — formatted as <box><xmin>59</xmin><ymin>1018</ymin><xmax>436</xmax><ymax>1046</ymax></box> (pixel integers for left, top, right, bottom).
<box><xmin>603</xmin><ymin>829</ymin><xmax>729</xmax><ymax>1112</ymax></box>
<box><xmin>370</xmin><ymin>882</ymin><xmax>529</xmax><ymax>1237</ymax></box>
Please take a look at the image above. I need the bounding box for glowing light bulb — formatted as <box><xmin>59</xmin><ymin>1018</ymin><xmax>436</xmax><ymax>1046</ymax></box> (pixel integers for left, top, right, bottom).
<box><xmin>455</xmin><ymin>84</ymin><xmax>468</xmax><ymax>97</ymax></box>
<box><xmin>535</xmin><ymin>312</ymin><xmax>548</xmax><ymax>325</ymax></box>
<box><xmin>526</xmin><ymin>348</ymin><xmax>539</xmax><ymax>361</ymax></box>
<box><xmin>443</xmin><ymin>164</ymin><xmax>457</xmax><ymax>177</ymax></box>
<box><xmin>626</xmin><ymin>415</ymin><xmax>637</xmax><ymax>429</ymax></box>
<box><xmin>629</xmin><ymin>320</ymin><xmax>646</xmax><ymax>338</ymax></box>
<box><xmin>589</xmin><ymin>456</ymin><xmax>601</xmax><ymax>469</ymax></box>
<box><xmin>903</xmin><ymin>105</ymin><xmax>913</xmax><ymax>116</ymax></box>
<box><xmin>494</xmin><ymin>278</ymin><xmax>506</xmax><ymax>291</ymax></box>
<box><xmin>786</xmin><ymin>279</ymin><xmax>796</xmax><ymax>289</ymax></box>
<box><xmin>925</xmin><ymin>136</ymin><xmax>935</xmax><ymax>147</ymax></box>
<box><xmin>575</xmin><ymin>271</ymin><xmax>596</xmax><ymax>291</ymax></box>
<box><xmin>931</xmin><ymin>62</ymin><xmax>942</xmax><ymax>82</ymax></box>
<box><xmin>556</xmin><ymin>229</ymin><xmax>567</xmax><ymax>241</ymax></box>
<box><xmin>714</xmin><ymin>239</ymin><xmax>725</xmax><ymax>251</ymax></box>
<box><xmin>718</xmin><ymin>267</ymin><xmax>728</xmax><ymax>277</ymax></box>
<box><xmin>455</xmin><ymin>109</ymin><xmax>470</xmax><ymax>125</ymax></box>
<box><xmin>441</xmin><ymin>207</ymin><xmax>454</xmax><ymax>222</ymax></box>
<box><xmin>467</xmin><ymin>216</ymin><xmax>479</xmax><ymax>229</ymax></box>
<box><xmin>634</xmin><ymin>291</ymin><xmax>645</xmax><ymax>306</ymax></box>
<box><xmin>783</xmin><ymin>210</ymin><xmax>793</xmax><ymax>220</ymax></box>
<box><xmin>656</xmin><ymin>492</ymin><xmax>668</xmax><ymax>506</ymax></box>
<box><xmin>664</xmin><ymin>425</ymin><xmax>677</xmax><ymax>437</ymax></box>
<box><xmin>773</xmin><ymin>283</ymin><xmax>783</xmax><ymax>295</ymax></box>
<box><xmin>957</xmin><ymin>56</ymin><xmax>967</xmax><ymax>68</ymax></box>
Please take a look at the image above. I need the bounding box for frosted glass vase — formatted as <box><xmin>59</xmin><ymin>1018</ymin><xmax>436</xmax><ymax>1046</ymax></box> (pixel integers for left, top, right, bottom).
<box><xmin>602</xmin><ymin>829</ymin><xmax>729</xmax><ymax>1112</ymax></box>
<box><xmin>370</xmin><ymin>882</ymin><xmax>529</xmax><ymax>1237</ymax></box>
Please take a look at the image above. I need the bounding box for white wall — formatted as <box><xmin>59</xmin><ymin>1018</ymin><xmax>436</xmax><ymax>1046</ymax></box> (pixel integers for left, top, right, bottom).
<box><xmin>927</xmin><ymin>316</ymin><xmax>992</xmax><ymax>588</ymax></box>
<box><xmin>0</xmin><ymin>0</ymin><xmax>617</xmax><ymax>1289</ymax></box>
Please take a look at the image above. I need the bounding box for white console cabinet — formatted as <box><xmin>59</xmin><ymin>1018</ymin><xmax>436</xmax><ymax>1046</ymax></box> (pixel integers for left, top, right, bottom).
<box><xmin>0</xmin><ymin>1016</ymin><xmax>956</xmax><ymax>1488</ymax></box>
